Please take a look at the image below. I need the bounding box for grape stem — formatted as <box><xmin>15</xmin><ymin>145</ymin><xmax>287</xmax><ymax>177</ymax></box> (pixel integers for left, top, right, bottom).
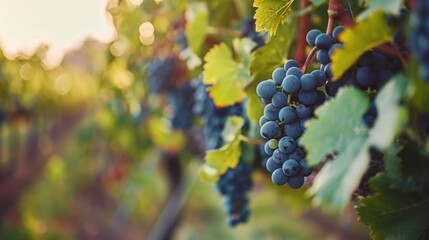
<box><xmin>294</xmin><ymin>0</ymin><xmax>311</xmax><ymax>66</ymax></box>
<box><xmin>301</xmin><ymin>46</ymin><xmax>318</xmax><ymax>73</ymax></box>
<box><xmin>239</xmin><ymin>135</ymin><xmax>261</xmax><ymax>145</ymax></box>
<box><xmin>206</xmin><ymin>26</ymin><xmax>242</xmax><ymax>37</ymax></box>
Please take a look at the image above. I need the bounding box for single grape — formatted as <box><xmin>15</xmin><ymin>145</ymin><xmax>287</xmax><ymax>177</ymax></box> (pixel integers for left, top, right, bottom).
<box><xmin>271</xmin><ymin>168</ymin><xmax>289</xmax><ymax>185</ymax></box>
<box><xmin>317</xmin><ymin>50</ymin><xmax>330</xmax><ymax>65</ymax></box>
<box><xmin>290</xmin><ymin>147</ymin><xmax>305</xmax><ymax>161</ymax></box>
<box><xmin>299</xmin><ymin>160</ymin><xmax>313</xmax><ymax>176</ymax></box>
<box><xmin>260</xmin><ymin>121</ymin><xmax>280</xmax><ymax>139</ymax></box>
<box><xmin>311</xmin><ymin>70</ymin><xmax>327</xmax><ymax>87</ymax></box>
<box><xmin>278</xmin><ymin>136</ymin><xmax>296</xmax><ymax>154</ymax></box>
<box><xmin>356</xmin><ymin>66</ymin><xmax>376</xmax><ymax>87</ymax></box>
<box><xmin>328</xmin><ymin>43</ymin><xmax>343</xmax><ymax>58</ymax></box>
<box><xmin>296</xmin><ymin>104</ymin><xmax>312</xmax><ymax>119</ymax></box>
<box><xmin>264</xmin><ymin>103</ymin><xmax>280</xmax><ymax>121</ymax></box>
<box><xmin>259</xmin><ymin>116</ymin><xmax>268</xmax><ymax>126</ymax></box>
<box><xmin>376</xmin><ymin>69</ymin><xmax>393</xmax><ymax>89</ymax></box>
<box><xmin>325</xmin><ymin>79</ymin><xmax>345</xmax><ymax>96</ymax></box>
<box><xmin>272</xmin><ymin>68</ymin><xmax>287</xmax><ymax>85</ymax></box>
<box><xmin>282</xmin><ymin>75</ymin><xmax>301</xmax><ymax>93</ymax></box>
<box><xmin>272</xmin><ymin>149</ymin><xmax>289</xmax><ymax>165</ymax></box>
<box><xmin>332</xmin><ymin>25</ymin><xmax>345</xmax><ymax>41</ymax></box>
<box><xmin>284</xmin><ymin>59</ymin><xmax>300</xmax><ymax>72</ymax></box>
<box><xmin>266</xmin><ymin>157</ymin><xmax>281</xmax><ymax>173</ymax></box>
<box><xmin>288</xmin><ymin>175</ymin><xmax>305</xmax><ymax>189</ymax></box>
<box><xmin>298</xmin><ymin>90</ymin><xmax>318</xmax><ymax>106</ymax></box>
<box><xmin>300</xmin><ymin>74</ymin><xmax>317</xmax><ymax>91</ymax></box>
<box><xmin>316</xmin><ymin>90</ymin><xmax>326</xmax><ymax>105</ymax></box>
<box><xmin>315</xmin><ymin>34</ymin><xmax>334</xmax><ymax>50</ymax></box>
<box><xmin>282</xmin><ymin>159</ymin><xmax>300</xmax><ymax>176</ymax></box>
<box><xmin>260</xmin><ymin>97</ymin><xmax>271</xmax><ymax>104</ymax></box>
<box><xmin>284</xmin><ymin>121</ymin><xmax>303</xmax><ymax>139</ymax></box>
<box><xmin>324</xmin><ymin>63</ymin><xmax>333</xmax><ymax>79</ymax></box>
<box><xmin>268</xmin><ymin>139</ymin><xmax>278</xmax><ymax>149</ymax></box>
<box><xmin>306</xmin><ymin>29</ymin><xmax>322</xmax><ymax>46</ymax></box>
<box><xmin>271</xmin><ymin>92</ymin><xmax>288</xmax><ymax>108</ymax></box>
<box><xmin>279</xmin><ymin>106</ymin><xmax>296</xmax><ymax>124</ymax></box>
<box><xmin>264</xmin><ymin>141</ymin><xmax>275</xmax><ymax>155</ymax></box>
<box><xmin>256</xmin><ymin>80</ymin><xmax>277</xmax><ymax>98</ymax></box>
<box><xmin>300</xmin><ymin>117</ymin><xmax>312</xmax><ymax>130</ymax></box>
<box><xmin>286</xmin><ymin>67</ymin><xmax>303</xmax><ymax>79</ymax></box>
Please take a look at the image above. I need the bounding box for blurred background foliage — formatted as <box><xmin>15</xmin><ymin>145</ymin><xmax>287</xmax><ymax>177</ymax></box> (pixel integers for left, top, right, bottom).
<box><xmin>0</xmin><ymin>0</ymin><xmax>370</xmax><ymax>239</ymax></box>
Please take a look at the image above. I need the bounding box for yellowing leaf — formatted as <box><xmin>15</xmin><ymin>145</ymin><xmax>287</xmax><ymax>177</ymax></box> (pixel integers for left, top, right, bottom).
<box><xmin>200</xmin><ymin>116</ymin><xmax>244</xmax><ymax>182</ymax></box>
<box><xmin>203</xmin><ymin>41</ymin><xmax>252</xmax><ymax>107</ymax></box>
<box><xmin>253</xmin><ymin>0</ymin><xmax>294</xmax><ymax>36</ymax></box>
<box><xmin>331</xmin><ymin>11</ymin><xmax>394</xmax><ymax>79</ymax></box>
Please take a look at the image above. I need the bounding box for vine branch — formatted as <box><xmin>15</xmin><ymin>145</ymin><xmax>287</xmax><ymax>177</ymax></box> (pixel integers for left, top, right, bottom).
<box><xmin>294</xmin><ymin>0</ymin><xmax>311</xmax><ymax>66</ymax></box>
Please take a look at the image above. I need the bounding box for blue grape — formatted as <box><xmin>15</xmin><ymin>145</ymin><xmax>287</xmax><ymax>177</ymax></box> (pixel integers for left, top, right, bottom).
<box><xmin>261</xmin><ymin>97</ymin><xmax>271</xmax><ymax>104</ymax></box>
<box><xmin>272</xmin><ymin>149</ymin><xmax>289</xmax><ymax>165</ymax></box>
<box><xmin>271</xmin><ymin>92</ymin><xmax>288</xmax><ymax>108</ymax></box>
<box><xmin>284</xmin><ymin>59</ymin><xmax>300</xmax><ymax>71</ymax></box>
<box><xmin>271</xmin><ymin>168</ymin><xmax>289</xmax><ymax>185</ymax></box>
<box><xmin>284</xmin><ymin>121</ymin><xmax>303</xmax><ymax>139</ymax></box>
<box><xmin>260</xmin><ymin>121</ymin><xmax>280</xmax><ymax>139</ymax></box>
<box><xmin>316</xmin><ymin>90</ymin><xmax>326</xmax><ymax>105</ymax></box>
<box><xmin>259</xmin><ymin>116</ymin><xmax>268</xmax><ymax>126</ymax></box>
<box><xmin>264</xmin><ymin>103</ymin><xmax>280</xmax><ymax>121</ymax></box>
<box><xmin>317</xmin><ymin>50</ymin><xmax>331</xmax><ymax>65</ymax></box>
<box><xmin>286</xmin><ymin>67</ymin><xmax>303</xmax><ymax>78</ymax></box>
<box><xmin>332</xmin><ymin>25</ymin><xmax>345</xmax><ymax>41</ymax></box>
<box><xmin>315</xmin><ymin>34</ymin><xmax>333</xmax><ymax>50</ymax></box>
<box><xmin>264</xmin><ymin>141</ymin><xmax>275</xmax><ymax>155</ymax></box>
<box><xmin>300</xmin><ymin>117</ymin><xmax>311</xmax><ymax>130</ymax></box>
<box><xmin>300</xmin><ymin>74</ymin><xmax>317</xmax><ymax>91</ymax></box>
<box><xmin>296</xmin><ymin>104</ymin><xmax>312</xmax><ymax>119</ymax></box>
<box><xmin>272</xmin><ymin>68</ymin><xmax>287</xmax><ymax>85</ymax></box>
<box><xmin>282</xmin><ymin>75</ymin><xmax>301</xmax><ymax>93</ymax></box>
<box><xmin>324</xmin><ymin>63</ymin><xmax>333</xmax><ymax>79</ymax></box>
<box><xmin>306</xmin><ymin>29</ymin><xmax>322</xmax><ymax>46</ymax></box>
<box><xmin>328</xmin><ymin>43</ymin><xmax>343</xmax><ymax>57</ymax></box>
<box><xmin>282</xmin><ymin>159</ymin><xmax>300</xmax><ymax>176</ymax></box>
<box><xmin>288</xmin><ymin>175</ymin><xmax>305</xmax><ymax>189</ymax></box>
<box><xmin>289</xmin><ymin>148</ymin><xmax>305</xmax><ymax>161</ymax></box>
<box><xmin>256</xmin><ymin>80</ymin><xmax>277</xmax><ymax>98</ymax></box>
<box><xmin>376</xmin><ymin>69</ymin><xmax>393</xmax><ymax>89</ymax></box>
<box><xmin>298</xmin><ymin>90</ymin><xmax>318</xmax><ymax>106</ymax></box>
<box><xmin>299</xmin><ymin>160</ymin><xmax>313</xmax><ymax>176</ymax></box>
<box><xmin>279</xmin><ymin>106</ymin><xmax>296</xmax><ymax>124</ymax></box>
<box><xmin>356</xmin><ymin>66</ymin><xmax>376</xmax><ymax>87</ymax></box>
<box><xmin>311</xmin><ymin>70</ymin><xmax>327</xmax><ymax>87</ymax></box>
<box><xmin>266</xmin><ymin>157</ymin><xmax>281</xmax><ymax>173</ymax></box>
<box><xmin>278</xmin><ymin>136</ymin><xmax>296</xmax><ymax>154</ymax></box>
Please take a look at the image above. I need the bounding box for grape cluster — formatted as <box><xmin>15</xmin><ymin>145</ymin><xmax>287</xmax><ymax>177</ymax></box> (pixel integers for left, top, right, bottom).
<box><xmin>215</xmin><ymin>162</ymin><xmax>253</xmax><ymax>226</ymax></box>
<box><xmin>193</xmin><ymin>78</ymin><xmax>253</xmax><ymax>226</ymax></box>
<box><xmin>410</xmin><ymin>0</ymin><xmax>429</xmax><ymax>82</ymax></box>
<box><xmin>257</xmin><ymin>57</ymin><xmax>325</xmax><ymax>188</ymax></box>
<box><xmin>146</xmin><ymin>58</ymin><xmax>175</xmax><ymax>93</ymax></box>
<box><xmin>168</xmin><ymin>83</ymin><xmax>195</xmax><ymax>130</ymax></box>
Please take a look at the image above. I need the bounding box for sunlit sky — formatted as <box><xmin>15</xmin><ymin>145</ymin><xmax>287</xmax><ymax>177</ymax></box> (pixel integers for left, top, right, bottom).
<box><xmin>0</xmin><ymin>0</ymin><xmax>116</xmax><ymax>67</ymax></box>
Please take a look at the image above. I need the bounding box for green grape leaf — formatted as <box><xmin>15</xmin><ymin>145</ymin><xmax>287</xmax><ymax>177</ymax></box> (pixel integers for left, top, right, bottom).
<box><xmin>369</xmin><ymin>74</ymin><xmax>408</xmax><ymax>149</ymax></box>
<box><xmin>203</xmin><ymin>40</ymin><xmax>252</xmax><ymax>107</ymax></box>
<box><xmin>253</xmin><ymin>0</ymin><xmax>294</xmax><ymax>36</ymax></box>
<box><xmin>357</xmin><ymin>174</ymin><xmax>429</xmax><ymax>240</ymax></box>
<box><xmin>185</xmin><ymin>2</ymin><xmax>209</xmax><ymax>55</ymax></box>
<box><xmin>200</xmin><ymin>116</ymin><xmax>244</xmax><ymax>183</ymax></box>
<box><xmin>310</xmin><ymin>137</ymin><xmax>370</xmax><ymax>210</ymax></box>
<box><xmin>246</xmin><ymin>21</ymin><xmax>297</xmax><ymax>123</ymax></box>
<box><xmin>359</xmin><ymin>0</ymin><xmax>403</xmax><ymax>20</ymax></box>
<box><xmin>331</xmin><ymin>11</ymin><xmax>394</xmax><ymax>79</ymax></box>
<box><xmin>300</xmin><ymin>87</ymin><xmax>370</xmax><ymax>165</ymax></box>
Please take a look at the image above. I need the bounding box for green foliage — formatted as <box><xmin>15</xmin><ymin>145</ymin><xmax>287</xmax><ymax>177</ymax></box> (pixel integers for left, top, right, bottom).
<box><xmin>359</xmin><ymin>0</ymin><xmax>403</xmax><ymax>19</ymax></box>
<box><xmin>246</xmin><ymin>21</ymin><xmax>297</xmax><ymax>123</ymax></box>
<box><xmin>203</xmin><ymin>39</ymin><xmax>254</xmax><ymax>107</ymax></box>
<box><xmin>331</xmin><ymin>11</ymin><xmax>394</xmax><ymax>79</ymax></box>
<box><xmin>303</xmin><ymin>76</ymin><xmax>408</xmax><ymax>210</ymax></box>
<box><xmin>185</xmin><ymin>2</ymin><xmax>209</xmax><ymax>55</ymax></box>
<box><xmin>253</xmin><ymin>0</ymin><xmax>294</xmax><ymax>36</ymax></box>
<box><xmin>357</xmin><ymin>174</ymin><xmax>429</xmax><ymax>240</ymax></box>
<box><xmin>199</xmin><ymin>116</ymin><xmax>244</xmax><ymax>183</ymax></box>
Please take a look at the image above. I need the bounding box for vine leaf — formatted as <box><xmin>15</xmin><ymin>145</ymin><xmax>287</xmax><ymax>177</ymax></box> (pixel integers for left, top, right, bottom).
<box><xmin>359</xmin><ymin>0</ymin><xmax>403</xmax><ymax>20</ymax></box>
<box><xmin>199</xmin><ymin>116</ymin><xmax>244</xmax><ymax>183</ymax></box>
<box><xmin>253</xmin><ymin>0</ymin><xmax>294</xmax><ymax>36</ymax></box>
<box><xmin>246</xmin><ymin>21</ymin><xmax>297</xmax><ymax>123</ymax></box>
<box><xmin>357</xmin><ymin>174</ymin><xmax>429</xmax><ymax>240</ymax></box>
<box><xmin>203</xmin><ymin>39</ymin><xmax>253</xmax><ymax>107</ymax></box>
<box><xmin>302</xmin><ymin>77</ymin><xmax>408</xmax><ymax>210</ymax></box>
<box><xmin>331</xmin><ymin>11</ymin><xmax>394</xmax><ymax>79</ymax></box>
<box><xmin>301</xmin><ymin>87</ymin><xmax>370</xmax><ymax>166</ymax></box>
<box><xmin>185</xmin><ymin>2</ymin><xmax>209</xmax><ymax>55</ymax></box>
